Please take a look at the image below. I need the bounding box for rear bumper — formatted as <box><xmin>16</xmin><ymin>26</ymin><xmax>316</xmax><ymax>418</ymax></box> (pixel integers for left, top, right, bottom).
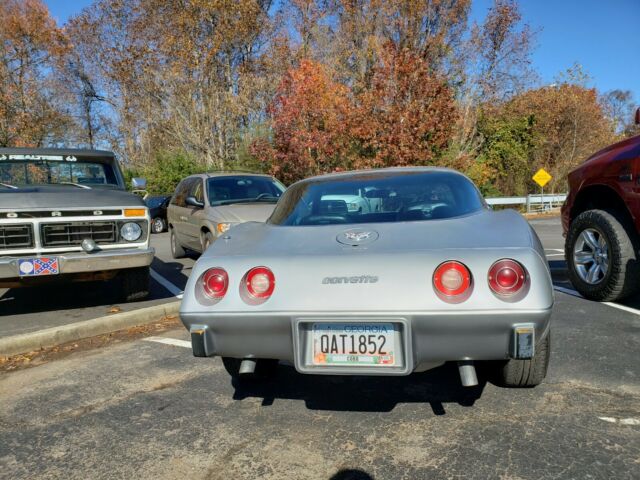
<box><xmin>180</xmin><ymin>308</ymin><xmax>552</xmax><ymax>375</ymax></box>
<box><xmin>0</xmin><ymin>247</ymin><xmax>154</xmax><ymax>282</ymax></box>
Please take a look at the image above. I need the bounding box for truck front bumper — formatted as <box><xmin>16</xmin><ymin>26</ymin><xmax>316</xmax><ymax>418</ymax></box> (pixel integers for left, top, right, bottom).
<box><xmin>0</xmin><ymin>247</ymin><xmax>155</xmax><ymax>282</ymax></box>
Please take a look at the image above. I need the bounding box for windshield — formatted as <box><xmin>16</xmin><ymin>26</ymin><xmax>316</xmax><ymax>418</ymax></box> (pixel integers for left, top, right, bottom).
<box><xmin>268</xmin><ymin>170</ymin><xmax>486</xmax><ymax>226</ymax></box>
<box><xmin>0</xmin><ymin>160</ymin><xmax>120</xmax><ymax>187</ymax></box>
<box><xmin>207</xmin><ymin>176</ymin><xmax>285</xmax><ymax>206</ymax></box>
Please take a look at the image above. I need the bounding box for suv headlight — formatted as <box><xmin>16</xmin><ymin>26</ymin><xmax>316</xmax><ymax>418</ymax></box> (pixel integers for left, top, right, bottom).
<box><xmin>121</xmin><ymin>222</ymin><xmax>142</xmax><ymax>242</ymax></box>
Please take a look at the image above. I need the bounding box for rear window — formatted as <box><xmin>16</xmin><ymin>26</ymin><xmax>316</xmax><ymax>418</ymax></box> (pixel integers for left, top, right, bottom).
<box><xmin>268</xmin><ymin>170</ymin><xmax>486</xmax><ymax>226</ymax></box>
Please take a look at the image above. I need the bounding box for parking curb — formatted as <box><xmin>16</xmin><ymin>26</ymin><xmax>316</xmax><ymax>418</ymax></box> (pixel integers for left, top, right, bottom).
<box><xmin>0</xmin><ymin>301</ymin><xmax>181</xmax><ymax>357</ymax></box>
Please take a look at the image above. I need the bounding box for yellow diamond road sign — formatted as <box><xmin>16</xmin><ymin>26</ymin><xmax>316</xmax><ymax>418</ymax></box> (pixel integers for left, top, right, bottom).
<box><xmin>532</xmin><ymin>168</ymin><xmax>552</xmax><ymax>188</ymax></box>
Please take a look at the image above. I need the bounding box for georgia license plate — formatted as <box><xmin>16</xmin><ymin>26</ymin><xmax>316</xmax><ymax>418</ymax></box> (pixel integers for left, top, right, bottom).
<box><xmin>18</xmin><ymin>257</ymin><xmax>60</xmax><ymax>276</ymax></box>
<box><xmin>311</xmin><ymin>323</ymin><xmax>397</xmax><ymax>367</ymax></box>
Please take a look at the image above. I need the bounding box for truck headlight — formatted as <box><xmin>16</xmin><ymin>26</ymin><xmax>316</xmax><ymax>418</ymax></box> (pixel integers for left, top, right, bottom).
<box><xmin>121</xmin><ymin>222</ymin><xmax>142</xmax><ymax>242</ymax></box>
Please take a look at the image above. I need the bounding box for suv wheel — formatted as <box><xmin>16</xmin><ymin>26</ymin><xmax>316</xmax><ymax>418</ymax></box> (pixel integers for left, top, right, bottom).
<box><xmin>202</xmin><ymin>231</ymin><xmax>214</xmax><ymax>252</ymax></box>
<box><xmin>121</xmin><ymin>266</ymin><xmax>150</xmax><ymax>302</ymax></box>
<box><xmin>170</xmin><ymin>228</ymin><xmax>186</xmax><ymax>259</ymax></box>
<box><xmin>565</xmin><ymin>209</ymin><xmax>640</xmax><ymax>301</ymax></box>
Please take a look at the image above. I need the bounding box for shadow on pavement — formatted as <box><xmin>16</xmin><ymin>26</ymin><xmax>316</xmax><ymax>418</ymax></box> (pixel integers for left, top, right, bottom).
<box><xmin>231</xmin><ymin>362</ymin><xmax>486</xmax><ymax>414</ymax></box>
<box><xmin>0</xmin><ymin>257</ymin><xmax>191</xmax><ymax>317</ymax></box>
<box><xmin>330</xmin><ymin>469</ymin><xmax>374</xmax><ymax>480</ymax></box>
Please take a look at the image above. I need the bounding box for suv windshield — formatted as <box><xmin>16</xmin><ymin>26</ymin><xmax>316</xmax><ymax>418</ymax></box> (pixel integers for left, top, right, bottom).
<box><xmin>268</xmin><ymin>170</ymin><xmax>485</xmax><ymax>226</ymax></box>
<box><xmin>0</xmin><ymin>159</ymin><xmax>120</xmax><ymax>187</ymax></box>
<box><xmin>207</xmin><ymin>176</ymin><xmax>285</xmax><ymax>206</ymax></box>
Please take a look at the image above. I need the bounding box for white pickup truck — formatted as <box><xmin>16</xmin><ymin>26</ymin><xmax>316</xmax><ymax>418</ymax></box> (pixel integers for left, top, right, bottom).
<box><xmin>0</xmin><ymin>148</ymin><xmax>154</xmax><ymax>301</ymax></box>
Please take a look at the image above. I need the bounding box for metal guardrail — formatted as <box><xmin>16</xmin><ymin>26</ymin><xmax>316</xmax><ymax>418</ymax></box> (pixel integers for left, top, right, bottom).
<box><xmin>486</xmin><ymin>194</ymin><xmax>567</xmax><ymax>213</ymax></box>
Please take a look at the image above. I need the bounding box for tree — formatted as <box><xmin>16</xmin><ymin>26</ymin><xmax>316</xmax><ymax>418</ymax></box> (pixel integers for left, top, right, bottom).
<box><xmin>601</xmin><ymin>89</ymin><xmax>637</xmax><ymax>136</ymax></box>
<box><xmin>506</xmin><ymin>80</ymin><xmax>615</xmax><ymax>192</ymax></box>
<box><xmin>253</xmin><ymin>59</ymin><xmax>352</xmax><ymax>184</ymax></box>
<box><xmin>350</xmin><ymin>45</ymin><xmax>457</xmax><ymax>168</ymax></box>
<box><xmin>0</xmin><ymin>0</ymin><xmax>71</xmax><ymax>147</ymax></box>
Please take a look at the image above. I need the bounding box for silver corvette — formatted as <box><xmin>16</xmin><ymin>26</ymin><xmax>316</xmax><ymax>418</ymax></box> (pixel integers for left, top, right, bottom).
<box><xmin>180</xmin><ymin>168</ymin><xmax>553</xmax><ymax>388</ymax></box>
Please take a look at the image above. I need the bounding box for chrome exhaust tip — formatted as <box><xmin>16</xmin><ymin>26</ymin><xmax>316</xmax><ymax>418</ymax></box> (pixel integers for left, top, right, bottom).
<box><xmin>239</xmin><ymin>359</ymin><xmax>257</xmax><ymax>375</ymax></box>
<box><xmin>458</xmin><ymin>360</ymin><xmax>478</xmax><ymax>387</ymax></box>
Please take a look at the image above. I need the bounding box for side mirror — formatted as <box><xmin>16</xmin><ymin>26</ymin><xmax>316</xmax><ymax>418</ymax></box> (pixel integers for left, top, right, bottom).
<box><xmin>635</xmin><ymin>107</ymin><xmax>640</xmax><ymax>126</ymax></box>
<box><xmin>131</xmin><ymin>177</ymin><xmax>147</xmax><ymax>189</ymax></box>
<box><xmin>186</xmin><ymin>196</ymin><xmax>204</xmax><ymax>208</ymax></box>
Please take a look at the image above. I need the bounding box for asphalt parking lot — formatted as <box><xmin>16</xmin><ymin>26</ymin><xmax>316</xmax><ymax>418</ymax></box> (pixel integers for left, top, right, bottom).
<box><xmin>1</xmin><ymin>216</ymin><xmax>639</xmax><ymax>479</ymax></box>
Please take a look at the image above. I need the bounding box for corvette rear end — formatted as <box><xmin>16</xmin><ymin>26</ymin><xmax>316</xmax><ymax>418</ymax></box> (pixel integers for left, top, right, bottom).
<box><xmin>180</xmin><ymin>168</ymin><xmax>553</xmax><ymax>388</ymax></box>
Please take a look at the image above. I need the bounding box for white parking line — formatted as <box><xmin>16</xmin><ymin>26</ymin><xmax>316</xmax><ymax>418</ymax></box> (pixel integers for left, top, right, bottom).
<box><xmin>144</xmin><ymin>336</ymin><xmax>191</xmax><ymax>348</ymax></box>
<box><xmin>545</xmin><ymin>249</ymin><xmax>564</xmax><ymax>253</ymax></box>
<box><xmin>546</xmin><ymin>253</ymin><xmax>565</xmax><ymax>257</ymax></box>
<box><xmin>150</xmin><ymin>269</ymin><xmax>184</xmax><ymax>299</ymax></box>
<box><xmin>554</xmin><ymin>285</ymin><xmax>640</xmax><ymax>317</ymax></box>
<box><xmin>598</xmin><ymin>417</ymin><xmax>640</xmax><ymax>425</ymax></box>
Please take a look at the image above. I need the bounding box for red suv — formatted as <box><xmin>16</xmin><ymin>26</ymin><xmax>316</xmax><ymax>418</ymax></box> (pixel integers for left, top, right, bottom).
<box><xmin>562</xmin><ymin>108</ymin><xmax>640</xmax><ymax>301</ymax></box>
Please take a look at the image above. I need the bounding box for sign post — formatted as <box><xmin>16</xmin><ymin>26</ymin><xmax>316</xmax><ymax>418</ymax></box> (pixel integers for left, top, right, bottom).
<box><xmin>532</xmin><ymin>168</ymin><xmax>552</xmax><ymax>211</ymax></box>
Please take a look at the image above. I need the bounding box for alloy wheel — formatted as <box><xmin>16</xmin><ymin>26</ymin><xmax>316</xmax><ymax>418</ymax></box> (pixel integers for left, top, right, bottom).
<box><xmin>573</xmin><ymin>228</ymin><xmax>610</xmax><ymax>285</ymax></box>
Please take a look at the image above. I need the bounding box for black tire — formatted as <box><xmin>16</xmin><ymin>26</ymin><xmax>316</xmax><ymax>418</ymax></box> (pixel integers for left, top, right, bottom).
<box><xmin>491</xmin><ymin>333</ymin><xmax>550</xmax><ymax>388</ymax></box>
<box><xmin>202</xmin><ymin>231</ymin><xmax>215</xmax><ymax>252</ymax></box>
<box><xmin>565</xmin><ymin>209</ymin><xmax>640</xmax><ymax>301</ymax></box>
<box><xmin>170</xmin><ymin>228</ymin><xmax>186</xmax><ymax>259</ymax></box>
<box><xmin>221</xmin><ymin>357</ymin><xmax>278</xmax><ymax>381</ymax></box>
<box><xmin>151</xmin><ymin>217</ymin><xmax>166</xmax><ymax>234</ymax></box>
<box><xmin>121</xmin><ymin>266</ymin><xmax>150</xmax><ymax>302</ymax></box>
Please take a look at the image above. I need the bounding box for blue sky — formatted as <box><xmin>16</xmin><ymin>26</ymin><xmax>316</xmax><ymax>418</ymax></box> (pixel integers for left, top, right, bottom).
<box><xmin>46</xmin><ymin>0</ymin><xmax>639</xmax><ymax>100</ymax></box>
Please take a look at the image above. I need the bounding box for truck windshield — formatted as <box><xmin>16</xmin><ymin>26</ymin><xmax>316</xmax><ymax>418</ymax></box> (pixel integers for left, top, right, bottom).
<box><xmin>0</xmin><ymin>160</ymin><xmax>120</xmax><ymax>187</ymax></box>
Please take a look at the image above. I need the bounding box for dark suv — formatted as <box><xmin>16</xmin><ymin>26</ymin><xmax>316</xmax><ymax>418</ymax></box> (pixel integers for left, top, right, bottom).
<box><xmin>562</xmin><ymin>107</ymin><xmax>640</xmax><ymax>301</ymax></box>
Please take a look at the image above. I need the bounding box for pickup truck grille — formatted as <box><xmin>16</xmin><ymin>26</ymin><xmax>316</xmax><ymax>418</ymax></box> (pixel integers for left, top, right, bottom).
<box><xmin>40</xmin><ymin>221</ymin><xmax>117</xmax><ymax>247</ymax></box>
<box><xmin>0</xmin><ymin>224</ymin><xmax>34</xmax><ymax>249</ymax></box>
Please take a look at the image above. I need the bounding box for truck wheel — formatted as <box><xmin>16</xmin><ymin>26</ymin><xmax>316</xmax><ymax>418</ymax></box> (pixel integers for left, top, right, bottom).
<box><xmin>151</xmin><ymin>217</ymin><xmax>166</xmax><ymax>234</ymax></box>
<box><xmin>170</xmin><ymin>228</ymin><xmax>186</xmax><ymax>259</ymax></box>
<box><xmin>565</xmin><ymin>209</ymin><xmax>640</xmax><ymax>301</ymax></box>
<box><xmin>121</xmin><ymin>266</ymin><xmax>150</xmax><ymax>302</ymax></box>
<box><xmin>221</xmin><ymin>357</ymin><xmax>278</xmax><ymax>381</ymax></box>
<box><xmin>491</xmin><ymin>333</ymin><xmax>550</xmax><ymax>388</ymax></box>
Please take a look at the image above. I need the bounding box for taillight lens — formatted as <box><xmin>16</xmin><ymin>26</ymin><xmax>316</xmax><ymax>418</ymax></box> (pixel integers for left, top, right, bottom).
<box><xmin>433</xmin><ymin>261</ymin><xmax>472</xmax><ymax>301</ymax></box>
<box><xmin>488</xmin><ymin>259</ymin><xmax>526</xmax><ymax>296</ymax></box>
<box><xmin>202</xmin><ymin>268</ymin><xmax>228</xmax><ymax>299</ymax></box>
<box><xmin>245</xmin><ymin>267</ymin><xmax>275</xmax><ymax>299</ymax></box>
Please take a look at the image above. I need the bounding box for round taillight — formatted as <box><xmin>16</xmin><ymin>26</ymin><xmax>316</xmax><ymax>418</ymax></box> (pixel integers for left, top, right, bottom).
<box><xmin>488</xmin><ymin>259</ymin><xmax>526</xmax><ymax>296</ymax></box>
<box><xmin>245</xmin><ymin>267</ymin><xmax>275</xmax><ymax>299</ymax></box>
<box><xmin>202</xmin><ymin>268</ymin><xmax>228</xmax><ymax>299</ymax></box>
<box><xmin>433</xmin><ymin>261</ymin><xmax>472</xmax><ymax>300</ymax></box>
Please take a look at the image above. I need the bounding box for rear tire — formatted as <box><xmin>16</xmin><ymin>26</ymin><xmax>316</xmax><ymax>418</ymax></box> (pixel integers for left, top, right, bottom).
<box><xmin>490</xmin><ymin>333</ymin><xmax>550</xmax><ymax>388</ymax></box>
<box><xmin>121</xmin><ymin>266</ymin><xmax>150</xmax><ymax>302</ymax></box>
<box><xmin>565</xmin><ymin>209</ymin><xmax>640</xmax><ymax>301</ymax></box>
<box><xmin>170</xmin><ymin>228</ymin><xmax>186</xmax><ymax>259</ymax></box>
<box><xmin>221</xmin><ymin>357</ymin><xmax>278</xmax><ymax>382</ymax></box>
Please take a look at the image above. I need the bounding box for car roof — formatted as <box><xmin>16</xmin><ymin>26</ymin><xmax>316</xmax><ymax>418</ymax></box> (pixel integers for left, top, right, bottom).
<box><xmin>0</xmin><ymin>147</ymin><xmax>115</xmax><ymax>158</ymax></box>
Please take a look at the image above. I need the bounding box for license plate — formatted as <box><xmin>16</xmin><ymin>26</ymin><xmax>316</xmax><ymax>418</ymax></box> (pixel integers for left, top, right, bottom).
<box><xmin>18</xmin><ymin>257</ymin><xmax>60</xmax><ymax>276</ymax></box>
<box><xmin>311</xmin><ymin>323</ymin><xmax>398</xmax><ymax>367</ymax></box>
